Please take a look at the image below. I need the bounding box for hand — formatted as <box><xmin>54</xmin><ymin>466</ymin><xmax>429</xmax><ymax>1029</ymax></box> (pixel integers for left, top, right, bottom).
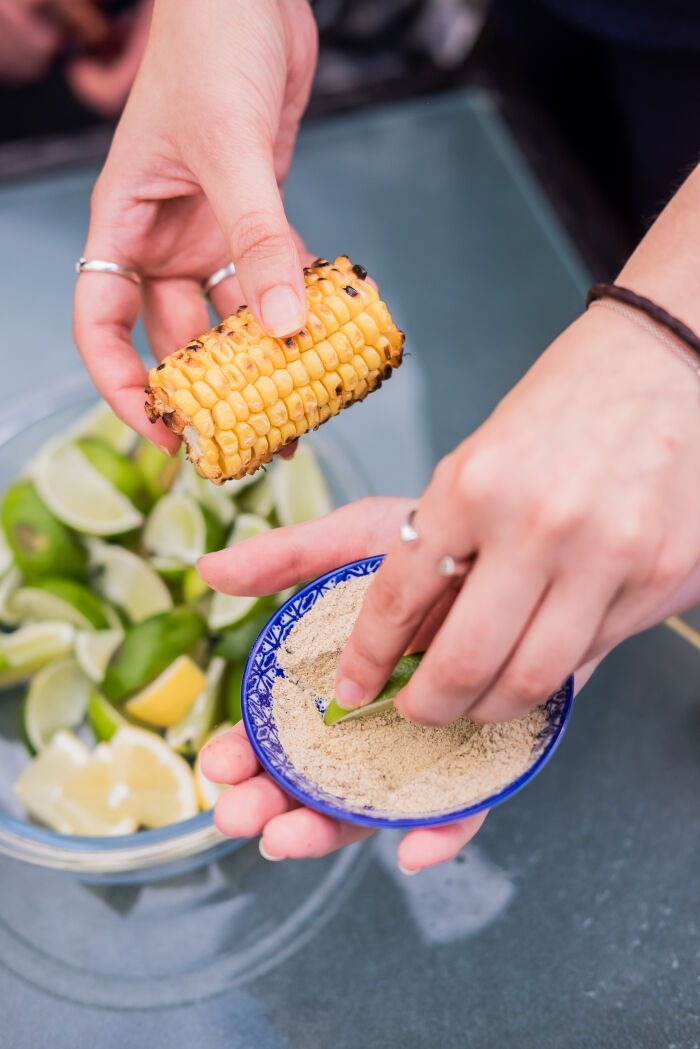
<box><xmin>66</xmin><ymin>0</ymin><xmax>153</xmax><ymax>119</ymax></box>
<box><xmin>0</xmin><ymin>0</ymin><xmax>108</xmax><ymax>83</ymax></box>
<box><xmin>199</xmin><ymin>499</ymin><xmax>603</xmax><ymax>870</ymax></box>
<box><xmin>328</xmin><ymin>307</ymin><xmax>700</xmax><ymax>725</ymax></box>
<box><xmin>73</xmin><ymin>0</ymin><xmax>318</xmax><ymax>452</ymax></box>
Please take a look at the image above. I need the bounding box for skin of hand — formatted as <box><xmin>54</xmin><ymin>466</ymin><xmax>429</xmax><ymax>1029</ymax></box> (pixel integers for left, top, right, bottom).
<box><xmin>198</xmin><ymin>499</ymin><xmax>607</xmax><ymax>871</ymax></box>
<box><xmin>66</xmin><ymin>0</ymin><xmax>154</xmax><ymax>119</ymax></box>
<box><xmin>73</xmin><ymin>0</ymin><xmax>318</xmax><ymax>451</ymax></box>
<box><xmin>198</xmin><ymin>496</ymin><xmax>700</xmax><ymax>870</ymax></box>
<box><xmin>0</xmin><ymin>0</ymin><xmax>108</xmax><ymax>83</ymax></box>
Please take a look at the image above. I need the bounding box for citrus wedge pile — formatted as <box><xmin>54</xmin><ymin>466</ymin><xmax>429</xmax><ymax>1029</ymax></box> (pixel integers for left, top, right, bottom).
<box><xmin>1</xmin><ymin>400</ymin><xmax>337</xmax><ymax>836</ymax></box>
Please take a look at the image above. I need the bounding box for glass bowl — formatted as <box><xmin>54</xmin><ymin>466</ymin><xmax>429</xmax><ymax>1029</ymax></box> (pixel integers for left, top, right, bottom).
<box><xmin>0</xmin><ymin>372</ymin><xmax>371</xmax><ymax>883</ymax></box>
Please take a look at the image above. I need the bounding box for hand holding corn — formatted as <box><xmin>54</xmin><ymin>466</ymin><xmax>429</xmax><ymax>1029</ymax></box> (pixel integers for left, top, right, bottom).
<box><xmin>145</xmin><ymin>257</ymin><xmax>404</xmax><ymax>482</ymax></box>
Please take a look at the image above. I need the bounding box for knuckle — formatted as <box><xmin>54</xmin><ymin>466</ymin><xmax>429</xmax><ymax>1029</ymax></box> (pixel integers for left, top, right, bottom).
<box><xmin>455</xmin><ymin>449</ymin><xmax>500</xmax><ymax>507</ymax></box>
<box><xmin>369</xmin><ymin>575</ymin><xmax>416</xmax><ymax>630</ymax></box>
<box><xmin>433</xmin><ymin>650</ymin><xmax>487</xmax><ymax>695</ymax></box>
<box><xmin>539</xmin><ymin>494</ymin><xmax>587</xmax><ymax>541</ymax></box>
<box><xmin>602</xmin><ymin>516</ymin><xmax>646</xmax><ymax>562</ymax></box>
<box><xmin>228</xmin><ymin>211</ymin><xmax>291</xmax><ymax>266</ymax></box>
<box><xmin>649</xmin><ymin>544</ymin><xmax>688</xmax><ymax>592</ymax></box>
<box><xmin>502</xmin><ymin>664</ymin><xmax>552</xmax><ymax>706</ymax></box>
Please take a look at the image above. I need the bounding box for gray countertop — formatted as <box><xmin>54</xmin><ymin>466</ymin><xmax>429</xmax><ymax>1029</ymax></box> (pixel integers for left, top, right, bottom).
<box><xmin>0</xmin><ymin>90</ymin><xmax>698</xmax><ymax>1048</ymax></box>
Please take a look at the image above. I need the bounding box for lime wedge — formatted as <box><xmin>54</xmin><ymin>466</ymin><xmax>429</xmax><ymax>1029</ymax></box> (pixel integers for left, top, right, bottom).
<box><xmin>75</xmin><ymin>629</ymin><xmax>124</xmax><ymax>682</ymax></box>
<box><xmin>0</xmin><ymin>620</ymin><xmax>75</xmax><ymax>690</ymax></box>
<box><xmin>77</xmin><ymin>437</ymin><xmax>152</xmax><ymax>513</ymax></box>
<box><xmin>33</xmin><ymin>440</ymin><xmax>143</xmax><ymax>536</ymax></box>
<box><xmin>324</xmin><ymin>653</ymin><xmax>424</xmax><ymax>726</ymax></box>
<box><xmin>172</xmin><ymin>466</ymin><xmax>236</xmax><ymax>526</ymax></box>
<box><xmin>142</xmin><ymin>493</ymin><xmax>207</xmax><ymax>565</ymax></box>
<box><xmin>0</xmin><ymin>566</ymin><xmax>22</xmax><ymax>626</ymax></box>
<box><xmin>125</xmin><ymin>654</ymin><xmax>207</xmax><ymax>728</ymax></box>
<box><xmin>149</xmin><ymin>556</ymin><xmax>189</xmax><ymax>582</ymax></box>
<box><xmin>11</xmin><ymin>578</ymin><xmax>115</xmax><ymax>632</ymax></box>
<box><xmin>87</xmin><ymin>690</ymin><xmax>126</xmax><ymax>742</ymax></box>
<box><xmin>22</xmin><ymin>656</ymin><xmax>92</xmax><ymax>752</ymax></box>
<box><xmin>133</xmin><ymin>439</ymin><xmax>181</xmax><ymax>501</ymax></box>
<box><xmin>194</xmin><ymin>720</ymin><xmax>233</xmax><ymax>809</ymax></box>
<box><xmin>14</xmin><ymin>730</ymin><xmax>90</xmax><ymax>831</ymax></box>
<box><xmin>1</xmin><ymin>480</ymin><xmax>87</xmax><ymax>582</ymax></box>
<box><xmin>166</xmin><ymin>657</ymin><xmax>226</xmax><ymax>753</ymax></box>
<box><xmin>207</xmin><ymin>514</ymin><xmax>271</xmax><ymax>631</ymax></box>
<box><xmin>101</xmin><ymin>607</ymin><xmax>206</xmax><ymax>703</ymax></box>
<box><xmin>67</xmin><ymin>401</ymin><xmax>138</xmax><ymax>456</ymax></box>
<box><xmin>270</xmin><ymin>445</ymin><xmax>332</xmax><ymax>526</ymax></box>
<box><xmin>88</xmin><ymin>541</ymin><xmax>172</xmax><ymax>622</ymax></box>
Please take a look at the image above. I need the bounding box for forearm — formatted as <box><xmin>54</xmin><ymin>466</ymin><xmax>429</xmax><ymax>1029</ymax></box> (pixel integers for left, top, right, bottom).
<box><xmin>618</xmin><ymin>163</ymin><xmax>700</xmax><ymax>331</ymax></box>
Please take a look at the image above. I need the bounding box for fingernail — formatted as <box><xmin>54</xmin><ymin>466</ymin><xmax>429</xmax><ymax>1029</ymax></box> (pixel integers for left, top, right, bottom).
<box><xmin>157</xmin><ymin>443</ymin><xmax>173</xmax><ymax>457</ymax></box>
<box><xmin>336</xmin><ymin>678</ymin><xmax>366</xmax><ymax>709</ymax></box>
<box><xmin>259</xmin><ymin>839</ymin><xmax>283</xmax><ymax>862</ymax></box>
<box><xmin>260</xmin><ymin>285</ymin><xmax>305</xmax><ymax>337</ymax></box>
<box><xmin>398</xmin><ymin>861</ymin><xmax>419</xmax><ymax>876</ymax></box>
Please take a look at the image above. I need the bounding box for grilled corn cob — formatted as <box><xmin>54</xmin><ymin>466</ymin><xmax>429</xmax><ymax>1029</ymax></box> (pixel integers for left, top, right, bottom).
<box><xmin>145</xmin><ymin>256</ymin><xmax>404</xmax><ymax>483</ymax></box>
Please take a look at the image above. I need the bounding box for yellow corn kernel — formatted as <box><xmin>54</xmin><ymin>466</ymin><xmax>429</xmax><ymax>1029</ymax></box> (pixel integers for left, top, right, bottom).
<box><xmin>235</xmin><ymin>353</ymin><xmax>258</xmax><ymax>384</ymax></box>
<box><xmin>212</xmin><ymin>400</ymin><xmax>237</xmax><ymax>431</ymax></box>
<box><xmin>296</xmin><ymin>327</ymin><xmax>313</xmax><ymax>352</ymax></box>
<box><xmin>249</xmin><ymin>412</ymin><xmax>271</xmax><ymax>437</ymax></box>
<box><xmin>235</xmin><ymin>421</ymin><xmax>256</xmax><ymax>449</ymax></box>
<box><xmin>311</xmin><ymin>379</ymin><xmax>329</xmax><ymax>407</ymax></box>
<box><xmin>205</xmin><ymin>367</ymin><xmax>231</xmax><ymax>399</ymax></box>
<box><xmin>192</xmin><ymin>408</ymin><xmax>215</xmax><ymax>437</ymax></box>
<box><xmin>281</xmin><ymin>337</ymin><xmax>300</xmax><ymax>362</ymax></box>
<box><xmin>198</xmin><ymin>435</ymin><xmax>220</xmax><ymax>465</ymax></box>
<box><xmin>180</xmin><ymin>357</ymin><xmax>206</xmax><ymax>382</ymax></box>
<box><xmin>329</xmin><ymin>331</ymin><xmax>354</xmax><ymax>364</ymax></box>
<box><xmin>342</xmin><ymin>320</ymin><xmax>365</xmax><ymax>352</ymax></box>
<box><xmin>252</xmin><ymin>435</ymin><xmax>269</xmax><ymax>461</ymax></box>
<box><xmin>268</xmin><ymin>400</ymin><xmax>289</xmax><ymax>427</ymax></box>
<box><xmin>306</xmin><ymin>311</ymin><xmax>327</xmax><ymax>341</ymax></box>
<box><xmin>163</xmin><ymin>367</ymin><xmax>190</xmax><ymax>391</ymax></box>
<box><xmin>287</xmin><ymin>360</ymin><xmax>310</xmax><ymax>387</ymax></box>
<box><xmin>351</xmin><ymin>354</ymin><xmax>369</xmax><ymax>381</ymax></box>
<box><xmin>173</xmin><ymin>389</ymin><xmax>201</xmax><ymax>417</ymax></box>
<box><xmin>272</xmin><ymin>369</ymin><xmax>294</xmax><ymax>399</ymax></box>
<box><xmin>324</xmin><ymin>295</ymin><xmax>351</xmax><ymax>325</ymax></box>
<box><xmin>226</xmin><ymin>390</ymin><xmax>250</xmax><ymax>420</ymax></box>
<box><xmin>321</xmin><ymin>371</ymin><xmax>343</xmax><ymax>400</ymax></box>
<box><xmin>361</xmin><ymin>345</ymin><xmax>382</xmax><ymax>371</ymax></box>
<box><xmin>222</xmin><ymin>452</ymin><xmax>242</xmax><ymax>476</ymax></box>
<box><xmin>267</xmin><ymin>426</ymin><xmax>282</xmax><ymax>451</ymax></box>
<box><xmin>300</xmin><ymin>349</ymin><xmax>324</xmax><ymax>380</ymax></box>
<box><xmin>241</xmin><ymin>385</ymin><xmax>264</xmax><ymax>413</ymax></box>
<box><xmin>280</xmin><ymin>420</ymin><xmax>297</xmax><ymax>444</ymax></box>
<box><xmin>216</xmin><ymin>430</ymin><xmax>239</xmax><ymax>457</ymax></box>
<box><xmin>285</xmin><ymin>390</ymin><xmax>305</xmax><ymax>420</ymax></box>
<box><xmin>354</xmin><ymin>311</ymin><xmax>380</xmax><ymax>345</ymax></box>
<box><xmin>297</xmin><ymin>385</ymin><xmax>318</xmax><ymax>414</ymax></box>
<box><xmin>315</xmin><ymin>340</ymin><xmax>339</xmax><ymax>371</ymax></box>
<box><xmin>255</xmin><ymin>376</ymin><xmax>278</xmax><ymax>407</ymax></box>
<box><xmin>368</xmin><ymin>301</ymin><xmax>391</xmax><ymax>329</ymax></box>
<box><xmin>338</xmin><ymin>363</ymin><xmax>358</xmax><ymax>392</ymax></box>
<box><xmin>221</xmin><ymin>363</ymin><xmax>246</xmax><ymax>390</ymax></box>
<box><xmin>305</xmin><ymin>405</ymin><xmax>320</xmax><ymax>430</ymax></box>
<box><xmin>192</xmin><ymin>381</ymin><xmax>218</xmax><ymax>409</ymax></box>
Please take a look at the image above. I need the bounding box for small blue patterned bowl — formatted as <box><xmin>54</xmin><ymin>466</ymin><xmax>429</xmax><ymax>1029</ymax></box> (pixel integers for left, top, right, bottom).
<box><xmin>242</xmin><ymin>556</ymin><xmax>574</xmax><ymax>829</ymax></box>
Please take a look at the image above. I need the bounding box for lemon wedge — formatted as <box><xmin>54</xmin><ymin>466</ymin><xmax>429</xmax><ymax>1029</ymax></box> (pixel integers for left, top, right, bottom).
<box><xmin>54</xmin><ymin>744</ymin><xmax>137</xmax><ymax>836</ymax></box>
<box><xmin>124</xmin><ymin>654</ymin><xmax>207</xmax><ymax>728</ymax></box>
<box><xmin>110</xmin><ymin>726</ymin><xmax>198</xmax><ymax>828</ymax></box>
<box><xmin>13</xmin><ymin>730</ymin><xmax>90</xmax><ymax>832</ymax></box>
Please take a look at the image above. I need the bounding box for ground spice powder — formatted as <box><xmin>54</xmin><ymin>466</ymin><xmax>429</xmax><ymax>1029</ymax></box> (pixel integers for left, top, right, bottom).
<box><xmin>274</xmin><ymin>575</ymin><xmax>548</xmax><ymax>814</ymax></box>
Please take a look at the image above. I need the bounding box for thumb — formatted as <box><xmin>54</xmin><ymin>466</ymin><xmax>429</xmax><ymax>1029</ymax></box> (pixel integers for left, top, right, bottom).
<box><xmin>197</xmin><ymin>138</ymin><xmax>307</xmax><ymax>338</ymax></box>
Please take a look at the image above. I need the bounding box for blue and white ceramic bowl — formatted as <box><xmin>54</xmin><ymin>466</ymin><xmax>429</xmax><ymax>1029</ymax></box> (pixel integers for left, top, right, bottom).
<box><xmin>242</xmin><ymin>556</ymin><xmax>574</xmax><ymax>829</ymax></box>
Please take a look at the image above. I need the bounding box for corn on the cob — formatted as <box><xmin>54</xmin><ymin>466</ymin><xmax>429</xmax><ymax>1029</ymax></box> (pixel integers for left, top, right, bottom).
<box><xmin>144</xmin><ymin>256</ymin><xmax>404</xmax><ymax>483</ymax></box>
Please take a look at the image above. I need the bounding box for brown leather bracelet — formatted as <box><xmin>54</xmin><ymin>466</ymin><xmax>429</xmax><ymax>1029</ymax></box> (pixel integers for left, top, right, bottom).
<box><xmin>586</xmin><ymin>283</ymin><xmax>700</xmax><ymax>363</ymax></box>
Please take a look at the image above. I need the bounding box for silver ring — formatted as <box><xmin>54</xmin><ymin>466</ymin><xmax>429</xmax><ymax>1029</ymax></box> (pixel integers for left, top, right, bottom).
<box><xmin>400</xmin><ymin>508</ymin><xmax>419</xmax><ymax>544</ymax></box>
<box><xmin>76</xmin><ymin>257</ymin><xmax>141</xmax><ymax>286</ymax></box>
<box><xmin>203</xmin><ymin>262</ymin><xmax>236</xmax><ymax>296</ymax></box>
<box><xmin>438</xmin><ymin>555</ymin><xmax>473</xmax><ymax>578</ymax></box>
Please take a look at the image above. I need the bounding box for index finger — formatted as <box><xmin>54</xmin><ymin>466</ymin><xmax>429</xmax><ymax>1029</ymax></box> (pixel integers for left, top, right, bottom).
<box><xmin>73</xmin><ymin>269</ymin><xmax>179</xmax><ymax>453</ymax></box>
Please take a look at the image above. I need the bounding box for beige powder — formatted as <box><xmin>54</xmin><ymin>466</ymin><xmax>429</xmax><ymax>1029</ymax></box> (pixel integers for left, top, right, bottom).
<box><xmin>273</xmin><ymin>575</ymin><xmax>547</xmax><ymax>814</ymax></box>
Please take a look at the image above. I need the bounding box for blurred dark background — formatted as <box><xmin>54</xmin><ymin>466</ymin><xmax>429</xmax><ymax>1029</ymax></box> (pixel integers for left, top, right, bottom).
<box><xmin>1</xmin><ymin>0</ymin><xmax>699</xmax><ymax>275</ymax></box>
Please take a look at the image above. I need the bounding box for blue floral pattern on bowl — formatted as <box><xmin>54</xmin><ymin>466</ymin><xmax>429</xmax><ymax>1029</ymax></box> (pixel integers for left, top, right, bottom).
<box><xmin>242</xmin><ymin>556</ymin><xmax>574</xmax><ymax>829</ymax></box>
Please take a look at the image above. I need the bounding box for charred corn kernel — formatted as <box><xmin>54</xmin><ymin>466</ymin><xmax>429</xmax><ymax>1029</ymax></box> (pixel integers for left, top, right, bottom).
<box><xmin>212</xmin><ymin>400</ymin><xmax>237</xmax><ymax>431</ymax></box>
<box><xmin>288</xmin><ymin>360</ymin><xmax>310</xmax><ymax>387</ymax></box>
<box><xmin>145</xmin><ymin>256</ymin><xmax>404</xmax><ymax>481</ymax></box>
<box><xmin>241</xmin><ymin>385</ymin><xmax>264</xmax><ymax>413</ymax></box>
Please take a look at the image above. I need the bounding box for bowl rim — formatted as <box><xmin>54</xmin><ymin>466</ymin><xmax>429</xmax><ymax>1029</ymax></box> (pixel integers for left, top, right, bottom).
<box><xmin>0</xmin><ymin>374</ymin><xmax>369</xmax><ymax>873</ymax></box>
<box><xmin>242</xmin><ymin>555</ymin><xmax>575</xmax><ymax>829</ymax></box>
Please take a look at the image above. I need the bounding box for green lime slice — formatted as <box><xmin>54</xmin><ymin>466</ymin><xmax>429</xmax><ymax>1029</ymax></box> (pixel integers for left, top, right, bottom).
<box><xmin>0</xmin><ymin>566</ymin><xmax>23</xmax><ymax>626</ymax></box>
<box><xmin>1</xmin><ymin>480</ymin><xmax>87</xmax><ymax>582</ymax></box>
<box><xmin>133</xmin><ymin>438</ymin><xmax>181</xmax><ymax>501</ymax></box>
<box><xmin>166</xmin><ymin>656</ymin><xmax>227</xmax><ymax>753</ymax></box>
<box><xmin>270</xmin><ymin>445</ymin><xmax>332</xmax><ymax>526</ymax></box>
<box><xmin>33</xmin><ymin>440</ymin><xmax>143</xmax><ymax>536</ymax></box>
<box><xmin>74</xmin><ymin>629</ymin><xmax>124</xmax><ymax>682</ymax></box>
<box><xmin>223</xmin><ymin>661</ymin><xmax>245</xmax><ymax>725</ymax></box>
<box><xmin>0</xmin><ymin>620</ymin><xmax>75</xmax><ymax>690</ymax></box>
<box><xmin>143</xmin><ymin>493</ymin><xmax>209</xmax><ymax>565</ymax></box>
<box><xmin>77</xmin><ymin>437</ymin><xmax>152</xmax><ymax>513</ymax></box>
<box><xmin>22</xmin><ymin>656</ymin><xmax>92</xmax><ymax>752</ymax></box>
<box><xmin>235</xmin><ymin>475</ymin><xmax>276</xmax><ymax>519</ymax></box>
<box><xmin>182</xmin><ymin>567</ymin><xmax>210</xmax><ymax>604</ymax></box>
<box><xmin>207</xmin><ymin>514</ymin><xmax>271</xmax><ymax>631</ymax></box>
<box><xmin>101</xmin><ymin>607</ymin><xmax>207</xmax><ymax>703</ymax></box>
<box><xmin>213</xmin><ymin>606</ymin><xmax>274</xmax><ymax>663</ymax></box>
<box><xmin>149</xmin><ymin>556</ymin><xmax>189</xmax><ymax>582</ymax></box>
<box><xmin>88</xmin><ymin>540</ymin><xmax>173</xmax><ymax>622</ymax></box>
<box><xmin>87</xmin><ymin>690</ymin><xmax>127</xmax><ymax>742</ymax></box>
<box><xmin>323</xmin><ymin>653</ymin><xmax>424</xmax><ymax>726</ymax></box>
<box><xmin>67</xmin><ymin>401</ymin><xmax>138</xmax><ymax>456</ymax></box>
<box><xmin>10</xmin><ymin>577</ymin><xmax>119</xmax><ymax>632</ymax></box>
